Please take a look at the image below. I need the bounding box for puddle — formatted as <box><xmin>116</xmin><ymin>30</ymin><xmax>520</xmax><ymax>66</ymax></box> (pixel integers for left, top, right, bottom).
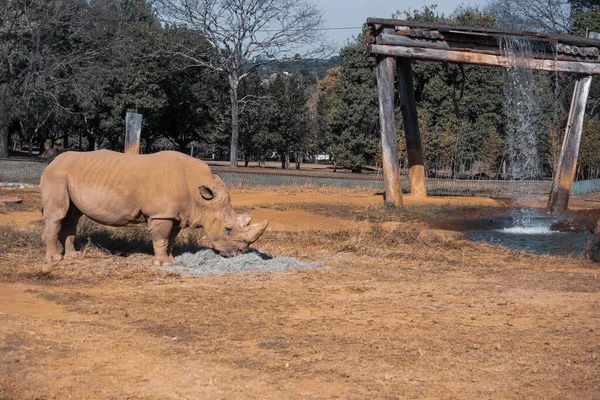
<box><xmin>437</xmin><ymin>215</ymin><xmax>591</xmax><ymax>256</ymax></box>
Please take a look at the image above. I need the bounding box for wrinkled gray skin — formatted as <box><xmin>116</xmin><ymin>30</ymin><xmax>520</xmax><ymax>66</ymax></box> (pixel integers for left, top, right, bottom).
<box><xmin>40</xmin><ymin>150</ymin><xmax>268</xmax><ymax>265</ymax></box>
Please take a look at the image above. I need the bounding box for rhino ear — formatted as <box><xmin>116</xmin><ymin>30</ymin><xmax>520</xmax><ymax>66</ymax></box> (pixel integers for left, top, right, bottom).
<box><xmin>199</xmin><ymin>186</ymin><xmax>215</xmax><ymax>200</ymax></box>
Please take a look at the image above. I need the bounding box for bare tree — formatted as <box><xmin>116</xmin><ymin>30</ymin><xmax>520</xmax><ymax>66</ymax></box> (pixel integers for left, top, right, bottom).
<box><xmin>0</xmin><ymin>0</ymin><xmax>104</xmax><ymax>157</ymax></box>
<box><xmin>487</xmin><ymin>0</ymin><xmax>572</xmax><ymax>33</ymax></box>
<box><xmin>156</xmin><ymin>0</ymin><xmax>327</xmax><ymax>167</ymax></box>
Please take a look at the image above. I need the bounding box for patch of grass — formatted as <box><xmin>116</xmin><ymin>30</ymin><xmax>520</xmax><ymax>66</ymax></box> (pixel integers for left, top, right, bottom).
<box><xmin>0</xmin><ymin>224</ymin><xmax>43</xmax><ymax>251</ymax></box>
<box><xmin>261</xmin><ymin>202</ymin><xmax>503</xmax><ymax>224</ymax></box>
<box><xmin>0</xmin><ymin>188</ymin><xmax>42</xmax><ymax>213</ymax></box>
<box><xmin>231</xmin><ymin>184</ymin><xmax>377</xmax><ymax>196</ymax></box>
<box><xmin>261</xmin><ymin>223</ymin><xmax>471</xmax><ymax>259</ymax></box>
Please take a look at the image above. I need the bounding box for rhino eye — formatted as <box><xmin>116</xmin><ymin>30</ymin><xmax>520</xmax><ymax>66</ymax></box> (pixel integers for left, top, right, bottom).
<box><xmin>225</xmin><ymin>227</ymin><xmax>233</xmax><ymax>236</ymax></box>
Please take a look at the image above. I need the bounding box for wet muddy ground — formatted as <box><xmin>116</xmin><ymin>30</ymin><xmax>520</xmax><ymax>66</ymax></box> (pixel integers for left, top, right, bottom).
<box><xmin>1</xmin><ymin>187</ymin><xmax>599</xmax><ymax>399</ymax></box>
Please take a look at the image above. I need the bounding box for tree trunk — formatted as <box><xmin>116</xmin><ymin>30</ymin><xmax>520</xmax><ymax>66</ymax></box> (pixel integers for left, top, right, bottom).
<box><xmin>295</xmin><ymin>151</ymin><xmax>301</xmax><ymax>170</ymax></box>
<box><xmin>229</xmin><ymin>75</ymin><xmax>240</xmax><ymax>167</ymax></box>
<box><xmin>281</xmin><ymin>153</ymin><xmax>286</xmax><ymax>169</ymax></box>
<box><xmin>87</xmin><ymin>134</ymin><xmax>95</xmax><ymax>151</ymax></box>
<box><xmin>63</xmin><ymin>133</ymin><xmax>69</xmax><ymax>149</ymax></box>
<box><xmin>0</xmin><ymin>96</ymin><xmax>8</xmax><ymax>158</ymax></box>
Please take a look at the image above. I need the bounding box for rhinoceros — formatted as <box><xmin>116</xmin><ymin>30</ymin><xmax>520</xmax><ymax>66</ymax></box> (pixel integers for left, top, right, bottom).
<box><xmin>40</xmin><ymin>150</ymin><xmax>268</xmax><ymax>265</ymax></box>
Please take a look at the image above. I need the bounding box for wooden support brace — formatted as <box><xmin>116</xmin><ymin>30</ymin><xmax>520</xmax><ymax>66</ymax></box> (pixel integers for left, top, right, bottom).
<box><xmin>546</xmin><ymin>76</ymin><xmax>593</xmax><ymax>214</ymax></box>
<box><xmin>376</xmin><ymin>55</ymin><xmax>404</xmax><ymax>207</ymax></box>
<box><xmin>547</xmin><ymin>32</ymin><xmax>598</xmax><ymax>215</ymax></box>
<box><xmin>125</xmin><ymin>112</ymin><xmax>142</xmax><ymax>155</ymax></box>
<box><xmin>397</xmin><ymin>57</ymin><xmax>426</xmax><ymax>197</ymax></box>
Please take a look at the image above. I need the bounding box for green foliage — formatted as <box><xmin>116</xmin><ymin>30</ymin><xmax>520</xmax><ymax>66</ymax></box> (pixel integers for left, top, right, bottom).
<box><xmin>1</xmin><ymin>0</ymin><xmax>323</xmax><ymax>164</ymax></box>
<box><xmin>571</xmin><ymin>0</ymin><xmax>600</xmax><ymax>35</ymax></box>
<box><xmin>314</xmin><ymin>3</ymin><xmax>600</xmax><ymax>178</ymax></box>
<box><xmin>267</xmin><ymin>74</ymin><xmax>314</xmax><ymax>167</ymax></box>
<box><xmin>249</xmin><ymin>57</ymin><xmax>340</xmax><ymax>80</ymax></box>
<box><xmin>579</xmin><ymin>115</ymin><xmax>600</xmax><ymax>177</ymax></box>
<box><xmin>238</xmin><ymin>72</ymin><xmax>273</xmax><ymax>164</ymax></box>
<box><xmin>317</xmin><ymin>32</ymin><xmax>379</xmax><ymax>172</ymax></box>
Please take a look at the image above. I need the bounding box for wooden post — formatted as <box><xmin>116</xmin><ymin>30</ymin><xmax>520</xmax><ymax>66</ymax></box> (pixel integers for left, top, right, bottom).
<box><xmin>376</xmin><ymin>54</ymin><xmax>404</xmax><ymax>207</ymax></box>
<box><xmin>547</xmin><ymin>31</ymin><xmax>599</xmax><ymax>215</ymax></box>
<box><xmin>397</xmin><ymin>57</ymin><xmax>426</xmax><ymax>197</ymax></box>
<box><xmin>125</xmin><ymin>112</ymin><xmax>142</xmax><ymax>154</ymax></box>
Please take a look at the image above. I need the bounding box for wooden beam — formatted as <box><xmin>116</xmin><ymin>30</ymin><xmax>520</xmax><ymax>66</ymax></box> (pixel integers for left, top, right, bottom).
<box><xmin>379</xmin><ymin>34</ymin><xmax>600</xmax><ymax>63</ymax></box>
<box><xmin>366</xmin><ymin>18</ymin><xmax>600</xmax><ymax>48</ymax></box>
<box><xmin>376</xmin><ymin>55</ymin><xmax>404</xmax><ymax>207</ymax></box>
<box><xmin>380</xmin><ymin>33</ymin><xmax>500</xmax><ymax>54</ymax></box>
<box><xmin>547</xmin><ymin>32</ymin><xmax>598</xmax><ymax>215</ymax></box>
<box><xmin>368</xmin><ymin>44</ymin><xmax>600</xmax><ymax>75</ymax></box>
<box><xmin>397</xmin><ymin>58</ymin><xmax>426</xmax><ymax>197</ymax></box>
<box><xmin>125</xmin><ymin>112</ymin><xmax>142</xmax><ymax>154</ymax></box>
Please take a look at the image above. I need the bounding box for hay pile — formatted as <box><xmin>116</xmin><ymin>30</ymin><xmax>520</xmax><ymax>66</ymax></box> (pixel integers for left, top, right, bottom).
<box><xmin>164</xmin><ymin>248</ymin><xmax>323</xmax><ymax>276</ymax></box>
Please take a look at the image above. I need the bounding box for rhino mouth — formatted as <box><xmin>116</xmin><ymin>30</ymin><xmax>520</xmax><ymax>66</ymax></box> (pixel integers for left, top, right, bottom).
<box><xmin>217</xmin><ymin>247</ymin><xmax>246</xmax><ymax>258</ymax></box>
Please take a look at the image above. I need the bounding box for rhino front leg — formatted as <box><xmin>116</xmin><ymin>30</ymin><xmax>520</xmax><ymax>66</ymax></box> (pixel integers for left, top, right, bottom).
<box><xmin>148</xmin><ymin>219</ymin><xmax>175</xmax><ymax>266</ymax></box>
<box><xmin>168</xmin><ymin>224</ymin><xmax>181</xmax><ymax>262</ymax></box>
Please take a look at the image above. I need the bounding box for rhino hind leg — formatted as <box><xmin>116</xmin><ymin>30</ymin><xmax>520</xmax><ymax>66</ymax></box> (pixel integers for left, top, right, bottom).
<box><xmin>41</xmin><ymin>178</ymin><xmax>71</xmax><ymax>262</ymax></box>
<box><xmin>43</xmin><ymin>219</ymin><xmax>64</xmax><ymax>262</ymax></box>
<box><xmin>148</xmin><ymin>218</ymin><xmax>176</xmax><ymax>266</ymax></box>
<box><xmin>59</xmin><ymin>205</ymin><xmax>83</xmax><ymax>259</ymax></box>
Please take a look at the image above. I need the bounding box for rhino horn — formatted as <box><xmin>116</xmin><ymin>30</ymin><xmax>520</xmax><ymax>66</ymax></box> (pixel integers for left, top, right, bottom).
<box><xmin>242</xmin><ymin>219</ymin><xmax>269</xmax><ymax>244</ymax></box>
<box><xmin>237</xmin><ymin>214</ymin><xmax>252</xmax><ymax>228</ymax></box>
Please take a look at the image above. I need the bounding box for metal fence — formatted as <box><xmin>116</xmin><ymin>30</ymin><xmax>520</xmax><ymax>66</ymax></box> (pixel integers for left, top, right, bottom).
<box><xmin>0</xmin><ymin>158</ymin><xmax>597</xmax><ymax>198</ymax></box>
<box><xmin>0</xmin><ymin>158</ymin><xmax>48</xmax><ymax>184</ymax></box>
<box><xmin>571</xmin><ymin>178</ymin><xmax>600</xmax><ymax>196</ymax></box>
<box><xmin>220</xmin><ymin>171</ymin><xmax>554</xmax><ymax>197</ymax></box>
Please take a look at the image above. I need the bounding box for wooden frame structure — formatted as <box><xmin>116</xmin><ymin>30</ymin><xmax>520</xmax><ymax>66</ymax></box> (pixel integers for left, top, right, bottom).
<box><xmin>367</xmin><ymin>18</ymin><xmax>600</xmax><ymax>214</ymax></box>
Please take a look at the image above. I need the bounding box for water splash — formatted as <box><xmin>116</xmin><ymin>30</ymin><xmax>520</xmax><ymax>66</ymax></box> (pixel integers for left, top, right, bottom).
<box><xmin>499</xmin><ymin>36</ymin><xmax>546</xmax><ymax>230</ymax></box>
<box><xmin>500</xmin><ymin>36</ymin><xmax>544</xmax><ymax>182</ymax></box>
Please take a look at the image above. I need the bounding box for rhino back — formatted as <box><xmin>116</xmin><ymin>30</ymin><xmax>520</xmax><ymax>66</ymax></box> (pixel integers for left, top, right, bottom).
<box><xmin>43</xmin><ymin>150</ymin><xmax>211</xmax><ymax>226</ymax></box>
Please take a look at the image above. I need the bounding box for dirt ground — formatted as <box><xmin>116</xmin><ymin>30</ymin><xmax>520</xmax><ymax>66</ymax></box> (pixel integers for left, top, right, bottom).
<box><xmin>1</xmin><ymin>186</ymin><xmax>599</xmax><ymax>399</ymax></box>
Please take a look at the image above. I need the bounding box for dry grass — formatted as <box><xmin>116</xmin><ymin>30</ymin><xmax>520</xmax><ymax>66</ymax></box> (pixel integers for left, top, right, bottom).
<box><xmin>230</xmin><ymin>183</ymin><xmax>379</xmax><ymax>196</ymax></box>
<box><xmin>245</xmin><ymin>202</ymin><xmax>507</xmax><ymax>224</ymax></box>
<box><xmin>2</xmin><ymin>187</ymin><xmax>600</xmax><ymax>399</ymax></box>
<box><xmin>3</xmin><ymin>216</ymin><xmax>590</xmax><ymax>290</ymax></box>
<box><xmin>0</xmin><ymin>188</ymin><xmax>41</xmax><ymax>214</ymax></box>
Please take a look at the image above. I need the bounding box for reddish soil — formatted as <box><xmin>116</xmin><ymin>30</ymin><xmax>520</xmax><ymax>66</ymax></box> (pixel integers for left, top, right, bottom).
<box><xmin>1</xmin><ymin>187</ymin><xmax>599</xmax><ymax>399</ymax></box>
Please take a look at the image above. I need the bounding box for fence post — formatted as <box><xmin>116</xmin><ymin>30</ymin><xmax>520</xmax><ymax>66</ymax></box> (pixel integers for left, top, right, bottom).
<box><xmin>125</xmin><ymin>112</ymin><xmax>142</xmax><ymax>154</ymax></box>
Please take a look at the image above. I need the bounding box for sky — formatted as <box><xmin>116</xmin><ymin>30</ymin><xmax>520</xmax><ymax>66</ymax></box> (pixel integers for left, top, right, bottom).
<box><xmin>318</xmin><ymin>0</ymin><xmax>489</xmax><ymax>48</ymax></box>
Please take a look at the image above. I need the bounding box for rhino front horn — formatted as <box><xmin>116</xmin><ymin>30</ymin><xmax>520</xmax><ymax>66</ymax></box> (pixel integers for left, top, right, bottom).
<box><xmin>243</xmin><ymin>219</ymin><xmax>269</xmax><ymax>244</ymax></box>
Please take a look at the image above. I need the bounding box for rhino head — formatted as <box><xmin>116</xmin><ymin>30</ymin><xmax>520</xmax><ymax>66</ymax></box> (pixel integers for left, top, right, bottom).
<box><xmin>196</xmin><ymin>176</ymin><xmax>268</xmax><ymax>257</ymax></box>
